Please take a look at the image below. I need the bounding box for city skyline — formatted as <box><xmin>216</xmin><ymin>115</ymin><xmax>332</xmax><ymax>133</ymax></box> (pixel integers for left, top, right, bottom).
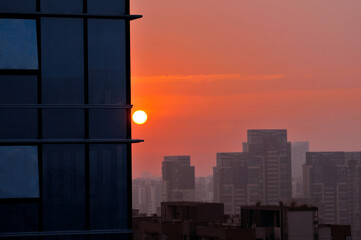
<box><xmin>130</xmin><ymin>0</ymin><xmax>361</xmax><ymax>178</ymax></box>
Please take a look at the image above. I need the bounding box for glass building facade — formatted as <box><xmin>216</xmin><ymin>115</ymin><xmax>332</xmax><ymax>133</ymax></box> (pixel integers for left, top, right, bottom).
<box><xmin>0</xmin><ymin>1</ymin><xmax>141</xmax><ymax>239</ymax></box>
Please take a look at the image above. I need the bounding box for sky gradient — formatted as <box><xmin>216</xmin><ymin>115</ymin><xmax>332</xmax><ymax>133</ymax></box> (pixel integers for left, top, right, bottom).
<box><xmin>130</xmin><ymin>0</ymin><xmax>361</xmax><ymax>178</ymax></box>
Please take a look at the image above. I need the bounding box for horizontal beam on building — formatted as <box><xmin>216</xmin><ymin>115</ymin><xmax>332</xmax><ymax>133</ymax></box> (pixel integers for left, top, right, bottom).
<box><xmin>0</xmin><ymin>12</ymin><xmax>142</xmax><ymax>20</ymax></box>
<box><xmin>0</xmin><ymin>104</ymin><xmax>133</xmax><ymax>109</ymax></box>
<box><xmin>0</xmin><ymin>229</ymin><xmax>132</xmax><ymax>238</ymax></box>
<box><xmin>0</xmin><ymin>139</ymin><xmax>144</xmax><ymax>144</ymax></box>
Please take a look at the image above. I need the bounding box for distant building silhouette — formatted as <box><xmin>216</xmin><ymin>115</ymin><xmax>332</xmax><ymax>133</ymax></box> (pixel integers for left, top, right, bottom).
<box><xmin>291</xmin><ymin>141</ymin><xmax>309</xmax><ymax>197</ymax></box>
<box><xmin>243</xmin><ymin>129</ymin><xmax>292</xmax><ymax>204</ymax></box>
<box><xmin>304</xmin><ymin>152</ymin><xmax>361</xmax><ymax>239</ymax></box>
<box><xmin>162</xmin><ymin>156</ymin><xmax>195</xmax><ymax>201</ymax></box>
<box><xmin>0</xmin><ymin>0</ymin><xmax>142</xmax><ymax>238</ymax></box>
<box><xmin>133</xmin><ymin>177</ymin><xmax>162</xmax><ymax>215</ymax></box>
<box><xmin>213</xmin><ymin>152</ymin><xmax>251</xmax><ymax>215</ymax></box>
<box><xmin>195</xmin><ymin>176</ymin><xmax>213</xmax><ymax>202</ymax></box>
<box><xmin>214</xmin><ymin>130</ymin><xmax>292</xmax><ymax>215</ymax></box>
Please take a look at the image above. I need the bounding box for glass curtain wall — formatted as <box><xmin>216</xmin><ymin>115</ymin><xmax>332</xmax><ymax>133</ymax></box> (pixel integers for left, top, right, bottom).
<box><xmin>0</xmin><ymin>0</ymin><xmax>140</xmax><ymax>239</ymax></box>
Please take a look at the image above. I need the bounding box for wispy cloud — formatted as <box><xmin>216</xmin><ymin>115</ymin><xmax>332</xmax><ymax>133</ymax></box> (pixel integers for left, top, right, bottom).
<box><xmin>132</xmin><ymin>73</ymin><xmax>285</xmax><ymax>83</ymax></box>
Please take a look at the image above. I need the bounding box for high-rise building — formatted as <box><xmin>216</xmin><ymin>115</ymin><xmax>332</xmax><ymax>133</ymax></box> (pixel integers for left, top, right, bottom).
<box><xmin>133</xmin><ymin>177</ymin><xmax>162</xmax><ymax>215</ymax></box>
<box><xmin>243</xmin><ymin>129</ymin><xmax>292</xmax><ymax>205</ymax></box>
<box><xmin>291</xmin><ymin>141</ymin><xmax>309</xmax><ymax>197</ymax></box>
<box><xmin>214</xmin><ymin>130</ymin><xmax>292</xmax><ymax>215</ymax></box>
<box><xmin>304</xmin><ymin>152</ymin><xmax>361</xmax><ymax>239</ymax></box>
<box><xmin>162</xmin><ymin>156</ymin><xmax>195</xmax><ymax>202</ymax></box>
<box><xmin>213</xmin><ymin>152</ymin><xmax>252</xmax><ymax>215</ymax></box>
<box><xmin>0</xmin><ymin>1</ymin><xmax>141</xmax><ymax>238</ymax></box>
<box><xmin>195</xmin><ymin>175</ymin><xmax>213</xmax><ymax>202</ymax></box>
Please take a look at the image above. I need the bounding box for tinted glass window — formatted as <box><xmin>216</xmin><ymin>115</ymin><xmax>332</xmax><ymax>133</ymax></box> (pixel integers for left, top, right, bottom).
<box><xmin>41</xmin><ymin>0</ymin><xmax>83</xmax><ymax>14</ymax></box>
<box><xmin>87</xmin><ymin>0</ymin><xmax>126</xmax><ymax>15</ymax></box>
<box><xmin>0</xmin><ymin>0</ymin><xmax>36</xmax><ymax>12</ymax></box>
<box><xmin>89</xmin><ymin>109</ymin><xmax>127</xmax><ymax>139</ymax></box>
<box><xmin>0</xmin><ymin>146</ymin><xmax>39</xmax><ymax>198</ymax></box>
<box><xmin>0</xmin><ymin>109</ymin><xmax>37</xmax><ymax>139</ymax></box>
<box><xmin>41</xmin><ymin>18</ymin><xmax>84</xmax><ymax>104</ymax></box>
<box><xmin>0</xmin><ymin>75</ymin><xmax>37</xmax><ymax>104</ymax></box>
<box><xmin>0</xmin><ymin>19</ymin><xmax>38</xmax><ymax>69</ymax></box>
<box><xmin>42</xmin><ymin>109</ymin><xmax>84</xmax><ymax>138</ymax></box>
<box><xmin>0</xmin><ymin>203</ymin><xmax>38</xmax><ymax>232</ymax></box>
<box><xmin>89</xmin><ymin>144</ymin><xmax>128</xmax><ymax>229</ymax></box>
<box><xmin>88</xmin><ymin>19</ymin><xmax>127</xmax><ymax>104</ymax></box>
<box><xmin>42</xmin><ymin>144</ymin><xmax>86</xmax><ymax>230</ymax></box>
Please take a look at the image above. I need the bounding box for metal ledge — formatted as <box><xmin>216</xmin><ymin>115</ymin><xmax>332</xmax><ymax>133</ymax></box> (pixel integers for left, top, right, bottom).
<box><xmin>0</xmin><ymin>139</ymin><xmax>144</xmax><ymax>144</ymax></box>
<box><xmin>0</xmin><ymin>104</ymin><xmax>133</xmax><ymax>109</ymax></box>
<box><xmin>0</xmin><ymin>229</ymin><xmax>132</xmax><ymax>238</ymax></box>
<box><xmin>0</xmin><ymin>12</ymin><xmax>142</xmax><ymax>20</ymax></box>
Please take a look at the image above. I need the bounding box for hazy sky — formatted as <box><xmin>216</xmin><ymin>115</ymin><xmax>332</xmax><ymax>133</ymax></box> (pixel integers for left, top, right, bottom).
<box><xmin>130</xmin><ymin>0</ymin><xmax>361</xmax><ymax>178</ymax></box>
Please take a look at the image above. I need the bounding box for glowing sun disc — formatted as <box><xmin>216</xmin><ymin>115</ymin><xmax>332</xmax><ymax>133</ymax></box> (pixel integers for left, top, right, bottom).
<box><xmin>132</xmin><ymin>110</ymin><xmax>147</xmax><ymax>124</ymax></box>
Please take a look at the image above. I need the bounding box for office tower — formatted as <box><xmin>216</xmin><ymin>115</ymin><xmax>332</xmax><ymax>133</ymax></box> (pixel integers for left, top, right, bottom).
<box><xmin>304</xmin><ymin>152</ymin><xmax>361</xmax><ymax>239</ymax></box>
<box><xmin>195</xmin><ymin>175</ymin><xmax>213</xmax><ymax>202</ymax></box>
<box><xmin>213</xmin><ymin>130</ymin><xmax>292</xmax><ymax>214</ymax></box>
<box><xmin>243</xmin><ymin>129</ymin><xmax>292</xmax><ymax>205</ymax></box>
<box><xmin>133</xmin><ymin>177</ymin><xmax>162</xmax><ymax>215</ymax></box>
<box><xmin>162</xmin><ymin>156</ymin><xmax>195</xmax><ymax>202</ymax></box>
<box><xmin>213</xmin><ymin>152</ymin><xmax>253</xmax><ymax>215</ymax></box>
<box><xmin>0</xmin><ymin>1</ymin><xmax>141</xmax><ymax>239</ymax></box>
<box><xmin>291</xmin><ymin>141</ymin><xmax>309</xmax><ymax>197</ymax></box>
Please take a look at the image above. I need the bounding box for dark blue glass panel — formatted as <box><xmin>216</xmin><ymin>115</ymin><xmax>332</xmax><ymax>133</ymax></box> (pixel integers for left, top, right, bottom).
<box><xmin>41</xmin><ymin>18</ymin><xmax>84</xmax><ymax>104</ymax></box>
<box><xmin>87</xmin><ymin>0</ymin><xmax>126</xmax><ymax>15</ymax></box>
<box><xmin>42</xmin><ymin>144</ymin><xmax>86</xmax><ymax>230</ymax></box>
<box><xmin>0</xmin><ymin>146</ymin><xmax>39</xmax><ymax>198</ymax></box>
<box><xmin>41</xmin><ymin>0</ymin><xmax>83</xmax><ymax>14</ymax></box>
<box><xmin>89</xmin><ymin>144</ymin><xmax>128</xmax><ymax>229</ymax></box>
<box><xmin>0</xmin><ymin>203</ymin><xmax>38</xmax><ymax>232</ymax></box>
<box><xmin>42</xmin><ymin>109</ymin><xmax>84</xmax><ymax>138</ymax></box>
<box><xmin>88</xmin><ymin>19</ymin><xmax>127</xmax><ymax>104</ymax></box>
<box><xmin>0</xmin><ymin>109</ymin><xmax>37</xmax><ymax>139</ymax></box>
<box><xmin>0</xmin><ymin>75</ymin><xmax>37</xmax><ymax>103</ymax></box>
<box><xmin>89</xmin><ymin>109</ymin><xmax>127</xmax><ymax>139</ymax></box>
<box><xmin>0</xmin><ymin>0</ymin><xmax>36</xmax><ymax>12</ymax></box>
<box><xmin>0</xmin><ymin>19</ymin><xmax>38</xmax><ymax>69</ymax></box>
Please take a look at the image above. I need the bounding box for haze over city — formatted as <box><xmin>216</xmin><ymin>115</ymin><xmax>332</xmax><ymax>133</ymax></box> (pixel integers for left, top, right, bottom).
<box><xmin>130</xmin><ymin>0</ymin><xmax>361</xmax><ymax>178</ymax></box>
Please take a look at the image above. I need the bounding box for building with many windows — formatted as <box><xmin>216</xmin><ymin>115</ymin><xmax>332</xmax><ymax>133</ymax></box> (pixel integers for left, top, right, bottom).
<box><xmin>214</xmin><ymin>130</ymin><xmax>292</xmax><ymax>215</ymax></box>
<box><xmin>162</xmin><ymin>156</ymin><xmax>195</xmax><ymax>202</ymax></box>
<box><xmin>0</xmin><ymin>0</ymin><xmax>141</xmax><ymax>239</ymax></box>
<box><xmin>304</xmin><ymin>152</ymin><xmax>361</xmax><ymax>239</ymax></box>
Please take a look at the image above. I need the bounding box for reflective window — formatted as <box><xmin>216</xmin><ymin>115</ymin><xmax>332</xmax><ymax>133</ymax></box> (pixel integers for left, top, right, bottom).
<box><xmin>87</xmin><ymin>0</ymin><xmax>126</xmax><ymax>15</ymax></box>
<box><xmin>89</xmin><ymin>144</ymin><xmax>128</xmax><ymax>229</ymax></box>
<box><xmin>89</xmin><ymin>109</ymin><xmax>127</xmax><ymax>139</ymax></box>
<box><xmin>0</xmin><ymin>75</ymin><xmax>37</xmax><ymax>104</ymax></box>
<box><xmin>0</xmin><ymin>0</ymin><xmax>36</xmax><ymax>12</ymax></box>
<box><xmin>0</xmin><ymin>146</ymin><xmax>39</xmax><ymax>198</ymax></box>
<box><xmin>42</xmin><ymin>144</ymin><xmax>86</xmax><ymax>230</ymax></box>
<box><xmin>0</xmin><ymin>19</ymin><xmax>38</xmax><ymax>69</ymax></box>
<box><xmin>41</xmin><ymin>18</ymin><xmax>84</xmax><ymax>104</ymax></box>
<box><xmin>88</xmin><ymin>19</ymin><xmax>127</xmax><ymax>104</ymax></box>
<box><xmin>0</xmin><ymin>109</ymin><xmax>37</xmax><ymax>139</ymax></box>
<box><xmin>41</xmin><ymin>0</ymin><xmax>83</xmax><ymax>14</ymax></box>
<box><xmin>42</xmin><ymin>109</ymin><xmax>84</xmax><ymax>139</ymax></box>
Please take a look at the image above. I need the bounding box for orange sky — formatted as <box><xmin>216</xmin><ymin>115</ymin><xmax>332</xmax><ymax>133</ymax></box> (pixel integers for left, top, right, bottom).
<box><xmin>130</xmin><ymin>0</ymin><xmax>361</xmax><ymax>178</ymax></box>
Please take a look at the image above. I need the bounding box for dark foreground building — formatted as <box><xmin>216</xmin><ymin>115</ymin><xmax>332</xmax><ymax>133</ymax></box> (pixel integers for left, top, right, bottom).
<box><xmin>0</xmin><ymin>1</ymin><xmax>141</xmax><ymax>239</ymax></box>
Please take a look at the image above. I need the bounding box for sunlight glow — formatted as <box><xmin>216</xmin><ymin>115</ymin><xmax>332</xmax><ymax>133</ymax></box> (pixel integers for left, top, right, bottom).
<box><xmin>132</xmin><ymin>110</ymin><xmax>147</xmax><ymax>124</ymax></box>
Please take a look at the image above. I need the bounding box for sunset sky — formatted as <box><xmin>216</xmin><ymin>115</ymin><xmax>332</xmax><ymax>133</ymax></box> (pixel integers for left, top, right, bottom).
<box><xmin>130</xmin><ymin>0</ymin><xmax>361</xmax><ymax>178</ymax></box>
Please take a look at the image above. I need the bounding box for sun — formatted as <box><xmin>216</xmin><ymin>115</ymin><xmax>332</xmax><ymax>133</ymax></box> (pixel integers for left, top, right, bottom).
<box><xmin>132</xmin><ymin>110</ymin><xmax>148</xmax><ymax>124</ymax></box>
